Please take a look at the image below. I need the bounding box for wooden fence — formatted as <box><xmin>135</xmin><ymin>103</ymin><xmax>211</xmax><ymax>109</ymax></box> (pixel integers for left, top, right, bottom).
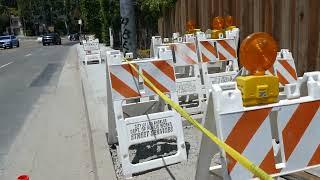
<box><xmin>158</xmin><ymin>0</ymin><xmax>320</xmax><ymax>75</ymax></box>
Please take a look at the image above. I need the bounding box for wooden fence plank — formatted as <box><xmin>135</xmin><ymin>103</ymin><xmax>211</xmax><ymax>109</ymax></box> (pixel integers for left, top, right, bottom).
<box><xmin>158</xmin><ymin>0</ymin><xmax>320</xmax><ymax>74</ymax></box>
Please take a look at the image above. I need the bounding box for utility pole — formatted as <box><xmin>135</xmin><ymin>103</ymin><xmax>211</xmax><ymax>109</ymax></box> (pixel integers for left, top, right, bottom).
<box><xmin>120</xmin><ymin>0</ymin><xmax>137</xmax><ymax>57</ymax></box>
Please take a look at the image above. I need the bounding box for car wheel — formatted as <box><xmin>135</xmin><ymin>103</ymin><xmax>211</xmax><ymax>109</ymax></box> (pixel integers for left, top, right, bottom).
<box><xmin>43</xmin><ymin>43</ymin><xmax>46</xmax><ymax>46</ymax></box>
<box><xmin>9</xmin><ymin>43</ymin><xmax>13</xmax><ymax>49</ymax></box>
<box><xmin>17</xmin><ymin>42</ymin><xmax>20</xmax><ymax>47</ymax></box>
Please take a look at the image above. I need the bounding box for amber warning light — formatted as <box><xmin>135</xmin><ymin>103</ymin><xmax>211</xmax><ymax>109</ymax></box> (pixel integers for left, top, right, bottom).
<box><xmin>239</xmin><ymin>32</ymin><xmax>278</xmax><ymax>75</ymax></box>
<box><xmin>236</xmin><ymin>32</ymin><xmax>279</xmax><ymax>106</ymax></box>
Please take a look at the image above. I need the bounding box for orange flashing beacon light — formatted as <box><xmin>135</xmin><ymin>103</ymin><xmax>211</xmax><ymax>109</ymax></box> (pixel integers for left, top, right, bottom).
<box><xmin>225</xmin><ymin>15</ymin><xmax>236</xmax><ymax>30</ymax></box>
<box><xmin>186</xmin><ymin>20</ymin><xmax>196</xmax><ymax>34</ymax></box>
<box><xmin>211</xmin><ymin>16</ymin><xmax>225</xmax><ymax>39</ymax></box>
<box><xmin>236</xmin><ymin>32</ymin><xmax>279</xmax><ymax>106</ymax></box>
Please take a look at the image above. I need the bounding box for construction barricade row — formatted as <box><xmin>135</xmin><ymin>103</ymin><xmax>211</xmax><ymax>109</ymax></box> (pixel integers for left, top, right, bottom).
<box><xmin>154</xmin><ymin>29</ymin><xmax>240</xmax><ymax>119</ymax></box>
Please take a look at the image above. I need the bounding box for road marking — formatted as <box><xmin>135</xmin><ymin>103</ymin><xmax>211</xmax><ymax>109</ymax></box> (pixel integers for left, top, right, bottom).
<box><xmin>25</xmin><ymin>53</ymin><xmax>32</xmax><ymax>57</ymax></box>
<box><xmin>0</xmin><ymin>62</ymin><xmax>13</xmax><ymax>69</ymax></box>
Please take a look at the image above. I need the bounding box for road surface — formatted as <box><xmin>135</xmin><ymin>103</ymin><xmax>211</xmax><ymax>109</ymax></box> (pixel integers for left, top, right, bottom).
<box><xmin>0</xmin><ymin>40</ymin><xmax>77</xmax><ymax>171</ymax></box>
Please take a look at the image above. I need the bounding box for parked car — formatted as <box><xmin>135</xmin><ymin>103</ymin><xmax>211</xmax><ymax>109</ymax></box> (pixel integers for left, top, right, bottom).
<box><xmin>0</xmin><ymin>35</ymin><xmax>20</xmax><ymax>49</ymax></box>
<box><xmin>68</xmin><ymin>33</ymin><xmax>79</xmax><ymax>41</ymax></box>
<box><xmin>42</xmin><ymin>33</ymin><xmax>61</xmax><ymax>46</ymax></box>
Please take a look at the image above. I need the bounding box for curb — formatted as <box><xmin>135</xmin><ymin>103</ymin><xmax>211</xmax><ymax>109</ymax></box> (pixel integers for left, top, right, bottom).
<box><xmin>79</xmin><ymin>60</ymin><xmax>117</xmax><ymax>179</ymax></box>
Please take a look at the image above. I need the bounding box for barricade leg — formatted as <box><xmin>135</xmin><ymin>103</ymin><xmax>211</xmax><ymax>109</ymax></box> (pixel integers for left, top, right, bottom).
<box><xmin>106</xmin><ymin>61</ymin><xmax>118</xmax><ymax>144</ymax></box>
<box><xmin>195</xmin><ymin>95</ymin><xmax>226</xmax><ymax>179</ymax></box>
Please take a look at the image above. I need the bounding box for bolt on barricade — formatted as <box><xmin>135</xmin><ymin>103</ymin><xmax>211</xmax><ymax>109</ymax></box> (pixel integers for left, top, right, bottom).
<box><xmin>106</xmin><ymin>53</ymin><xmax>187</xmax><ymax>178</ymax></box>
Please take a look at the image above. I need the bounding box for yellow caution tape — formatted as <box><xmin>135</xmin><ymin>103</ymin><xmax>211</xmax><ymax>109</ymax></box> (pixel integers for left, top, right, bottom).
<box><xmin>124</xmin><ymin>59</ymin><xmax>273</xmax><ymax>180</ymax></box>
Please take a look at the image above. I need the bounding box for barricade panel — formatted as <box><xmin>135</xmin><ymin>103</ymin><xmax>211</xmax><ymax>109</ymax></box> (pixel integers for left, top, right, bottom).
<box><xmin>83</xmin><ymin>41</ymin><xmax>99</xmax><ymax>51</ymax></box>
<box><xmin>141</xmin><ymin>60</ymin><xmax>176</xmax><ymax>96</ymax></box>
<box><xmin>109</xmin><ymin>63</ymin><xmax>141</xmax><ymax>100</ymax></box>
<box><xmin>198</xmin><ymin>40</ymin><xmax>218</xmax><ymax>63</ymax></box>
<box><xmin>171</xmin><ymin>42</ymin><xmax>198</xmax><ymax>66</ymax></box>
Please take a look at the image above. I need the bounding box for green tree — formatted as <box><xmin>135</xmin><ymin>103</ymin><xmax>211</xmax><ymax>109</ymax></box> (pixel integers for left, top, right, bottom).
<box><xmin>100</xmin><ymin>0</ymin><xmax>121</xmax><ymax>45</ymax></box>
<box><xmin>136</xmin><ymin>0</ymin><xmax>176</xmax><ymax>48</ymax></box>
<box><xmin>0</xmin><ymin>0</ymin><xmax>18</xmax><ymax>34</ymax></box>
<box><xmin>80</xmin><ymin>0</ymin><xmax>103</xmax><ymax>41</ymax></box>
<box><xmin>16</xmin><ymin>0</ymin><xmax>81</xmax><ymax>35</ymax></box>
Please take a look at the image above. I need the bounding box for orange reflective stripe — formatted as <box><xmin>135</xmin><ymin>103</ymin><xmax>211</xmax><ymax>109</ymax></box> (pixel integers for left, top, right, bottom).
<box><xmin>218</xmin><ymin>52</ymin><xmax>227</xmax><ymax>60</ymax></box>
<box><xmin>277</xmin><ymin>71</ymin><xmax>289</xmax><ymax>86</ymax></box>
<box><xmin>122</xmin><ymin>64</ymin><xmax>138</xmax><ymax>78</ymax></box>
<box><xmin>201</xmin><ymin>53</ymin><xmax>210</xmax><ymax>62</ymax></box>
<box><xmin>259</xmin><ymin>148</ymin><xmax>280</xmax><ymax>174</ymax></box>
<box><xmin>282</xmin><ymin>101</ymin><xmax>319</xmax><ymax>161</ymax></box>
<box><xmin>226</xmin><ymin>108</ymin><xmax>272</xmax><ymax>172</ymax></box>
<box><xmin>143</xmin><ymin>70</ymin><xmax>170</xmax><ymax>93</ymax></box>
<box><xmin>308</xmin><ymin>145</ymin><xmax>320</xmax><ymax>166</ymax></box>
<box><xmin>201</xmin><ymin>41</ymin><xmax>217</xmax><ymax>57</ymax></box>
<box><xmin>218</xmin><ymin>40</ymin><xmax>236</xmax><ymax>58</ymax></box>
<box><xmin>185</xmin><ymin>43</ymin><xmax>196</xmax><ymax>53</ymax></box>
<box><xmin>172</xmin><ymin>44</ymin><xmax>197</xmax><ymax>64</ymax></box>
<box><xmin>151</xmin><ymin>61</ymin><xmax>175</xmax><ymax>81</ymax></box>
<box><xmin>110</xmin><ymin>73</ymin><xmax>140</xmax><ymax>98</ymax></box>
<box><xmin>279</xmin><ymin>60</ymin><xmax>297</xmax><ymax>80</ymax></box>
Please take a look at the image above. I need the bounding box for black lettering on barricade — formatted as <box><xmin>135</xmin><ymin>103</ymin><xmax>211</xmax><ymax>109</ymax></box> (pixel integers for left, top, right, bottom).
<box><xmin>128</xmin><ymin>118</ymin><xmax>174</xmax><ymax>141</ymax></box>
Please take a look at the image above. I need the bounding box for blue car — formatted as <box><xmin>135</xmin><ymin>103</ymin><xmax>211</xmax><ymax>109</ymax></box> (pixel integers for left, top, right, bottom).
<box><xmin>0</xmin><ymin>35</ymin><xmax>20</xmax><ymax>49</ymax></box>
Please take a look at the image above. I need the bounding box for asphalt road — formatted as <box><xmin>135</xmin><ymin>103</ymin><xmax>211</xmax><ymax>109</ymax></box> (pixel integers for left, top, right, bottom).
<box><xmin>0</xmin><ymin>39</ymin><xmax>77</xmax><ymax>170</ymax></box>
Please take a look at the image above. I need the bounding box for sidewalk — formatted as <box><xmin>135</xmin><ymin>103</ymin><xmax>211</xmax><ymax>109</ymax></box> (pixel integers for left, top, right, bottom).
<box><xmin>1</xmin><ymin>46</ymin><xmax>113</xmax><ymax>180</ymax></box>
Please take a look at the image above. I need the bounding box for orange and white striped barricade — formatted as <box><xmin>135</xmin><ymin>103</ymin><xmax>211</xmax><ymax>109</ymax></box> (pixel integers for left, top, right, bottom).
<box><xmin>274</xmin><ymin>49</ymin><xmax>298</xmax><ymax>87</ymax></box>
<box><xmin>196</xmin><ymin>71</ymin><xmax>320</xmax><ymax>179</ymax></box>
<box><xmin>107</xmin><ymin>58</ymin><xmax>187</xmax><ymax>178</ymax></box>
<box><xmin>197</xmin><ymin>38</ymin><xmax>239</xmax><ymax>98</ymax></box>
<box><xmin>164</xmin><ymin>39</ymin><xmax>205</xmax><ymax>119</ymax></box>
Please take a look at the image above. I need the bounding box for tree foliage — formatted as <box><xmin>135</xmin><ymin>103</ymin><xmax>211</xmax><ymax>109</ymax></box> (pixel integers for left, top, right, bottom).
<box><xmin>99</xmin><ymin>0</ymin><xmax>121</xmax><ymax>44</ymax></box>
<box><xmin>2</xmin><ymin>0</ymin><xmax>177</xmax><ymax>45</ymax></box>
<box><xmin>80</xmin><ymin>0</ymin><xmax>103</xmax><ymax>41</ymax></box>
<box><xmin>136</xmin><ymin>0</ymin><xmax>176</xmax><ymax>48</ymax></box>
<box><xmin>16</xmin><ymin>0</ymin><xmax>80</xmax><ymax>35</ymax></box>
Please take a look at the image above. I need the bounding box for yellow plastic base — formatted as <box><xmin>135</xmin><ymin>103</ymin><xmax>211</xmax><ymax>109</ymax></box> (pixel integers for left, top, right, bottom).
<box><xmin>211</xmin><ymin>30</ymin><xmax>224</xmax><ymax>39</ymax></box>
<box><xmin>236</xmin><ymin>75</ymin><xmax>279</xmax><ymax>107</ymax></box>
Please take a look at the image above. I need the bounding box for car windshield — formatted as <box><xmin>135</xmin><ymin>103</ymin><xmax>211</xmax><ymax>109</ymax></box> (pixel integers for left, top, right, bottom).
<box><xmin>0</xmin><ymin>36</ymin><xmax>10</xmax><ymax>40</ymax></box>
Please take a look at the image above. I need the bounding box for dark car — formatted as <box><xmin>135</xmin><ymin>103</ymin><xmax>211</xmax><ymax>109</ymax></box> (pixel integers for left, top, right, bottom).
<box><xmin>0</xmin><ymin>35</ymin><xmax>20</xmax><ymax>49</ymax></box>
<box><xmin>68</xmin><ymin>33</ymin><xmax>79</xmax><ymax>41</ymax></box>
<box><xmin>42</xmin><ymin>33</ymin><xmax>61</xmax><ymax>46</ymax></box>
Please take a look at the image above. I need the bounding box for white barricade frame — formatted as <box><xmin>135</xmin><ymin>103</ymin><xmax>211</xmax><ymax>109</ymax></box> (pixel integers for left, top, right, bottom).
<box><xmin>196</xmin><ymin>72</ymin><xmax>320</xmax><ymax>179</ymax></box>
<box><xmin>107</xmin><ymin>58</ymin><xmax>187</xmax><ymax>178</ymax></box>
<box><xmin>197</xmin><ymin>37</ymin><xmax>239</xmax><ymax>99</ymax></box>
<box><xmin>166</xmin><ymin>39</ymin><xmax>205</xmax><ymax>118</ymax></box>
<box><xmin>83</xmin><ymin>41</ymin><xmax>100</xmax><ymax>52</ymax></box>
